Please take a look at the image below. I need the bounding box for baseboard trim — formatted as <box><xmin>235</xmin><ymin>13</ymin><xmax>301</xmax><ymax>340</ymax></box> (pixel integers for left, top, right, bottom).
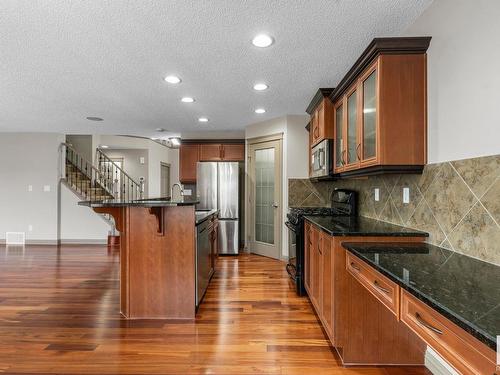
<box><xmin>0</xmin><ymin>239</ymin><xmax>108</xmax><ymax>245</ymax></box>
<box><xmin>425</xmin><ymin>347</ymin><xmax>459</xmax><ymax>375</ymax></box>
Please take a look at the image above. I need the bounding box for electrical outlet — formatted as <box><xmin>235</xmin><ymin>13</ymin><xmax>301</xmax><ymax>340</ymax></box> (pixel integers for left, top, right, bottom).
<box><xmin>28</xmin><ymin>185</ymin><xmax>33</xmax><ymax>192</ymax></box>
<box><xmin>403</xmin><ymin>187</ymin><xmax>410</xmax><ymax>204</ymax></box>
<box><xmin>374</xmin><ymin>188</ymin><xmax>380</xmax><ymax>202</ymax></box>
<box><xmin>183</xmin><ymin>189</ymin><xmax>192</xmax><ymax>196</ymax></box>
<box><xmin>139</xmin><ymin>156</ymin><xmax>145</xmax><ymax>164</ymax></box>
<box><xmin>28</xmin><ymin>225</ymin><xmax>33</xmax><ymax>232</ymax></box>
<box><xmin>43</xmin><ymin>185</ymin><xmax>50</xmax><ymax>192</ymax></box>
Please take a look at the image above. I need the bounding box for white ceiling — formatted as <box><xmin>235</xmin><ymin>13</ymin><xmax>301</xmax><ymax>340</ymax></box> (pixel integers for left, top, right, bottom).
<box><xmin>0</xmin><ymin>0</ymin><xmax>433</xmax><ymax>139</ymax></box>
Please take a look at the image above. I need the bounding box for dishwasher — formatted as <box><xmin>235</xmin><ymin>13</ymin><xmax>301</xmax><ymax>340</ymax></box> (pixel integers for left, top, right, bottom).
<box><xmin>195</xmin><ymin>219</ymin><xmax>211</xmax><ymax>307</ymax></box>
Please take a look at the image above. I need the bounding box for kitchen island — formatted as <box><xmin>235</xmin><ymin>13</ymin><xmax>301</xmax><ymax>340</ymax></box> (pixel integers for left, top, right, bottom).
<box><xmin>80</xmin><ymin>198</ymin><xmax>200</xmax><ymax>320</ymax></box>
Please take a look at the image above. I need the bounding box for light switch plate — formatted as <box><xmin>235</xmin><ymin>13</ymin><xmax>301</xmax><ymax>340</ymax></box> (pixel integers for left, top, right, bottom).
<box><xmin>28</xmin><ymin>225</ymin><xmax>33</xmax><ymax>232</ymax></box>
<box><xmin>139</xmin><ymin>156</ymin><xmax>145</xmax><ymax>164</ymax></box>
<box><xmin>43</xmin><ymin>185</ymin><xmax>50</xmax><ymax>192</ymax></box>
<box><xmin>374</xmin><ymin>188</ymin><xmax>380</xmax><ymax>202</ymax></box>
<box><xmin>28</xmin><ymin>185</ymin><xmax>33</xmax><ymax>192</ymax></box>
<box><xmin>403</xmin><ymin>187</ymin><xmax>410</xmax><ymax>204</ymax></box>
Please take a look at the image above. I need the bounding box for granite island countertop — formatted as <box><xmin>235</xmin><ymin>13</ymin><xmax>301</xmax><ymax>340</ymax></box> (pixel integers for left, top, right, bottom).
<box><xmin>304</xmin><ymin>215</ymin><xmax>428</xmax><ymax>237</ymax></box>
<box><xmin>342</xmin><ymin>242</ymin><xmax>500</xmax><ymax>351</ymax></box>
<box><xmin>79</xmin><ymin>197</ymin><xmax>200</xmax><ymax>207</ymax></box>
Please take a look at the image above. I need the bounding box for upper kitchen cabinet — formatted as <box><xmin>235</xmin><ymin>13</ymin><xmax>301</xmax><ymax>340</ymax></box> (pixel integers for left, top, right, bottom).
<box><xmin>180</xmin><ymin>141</ymin><xmax>245</xmax><ymax>183</ymax></box>
<box><xmin>179</xmin><ymin>144</ymin><xmax>200</xmax><ymax>183</ymax></box>
<box><xmin>306</xmin><ymin>88</ymin><xmax>335</xmax><ymax>147</ymax></box>
<box><xmin>331</xmin><ymin>37</ymin><xmax>431</xmax><ymax>177</ymax></box>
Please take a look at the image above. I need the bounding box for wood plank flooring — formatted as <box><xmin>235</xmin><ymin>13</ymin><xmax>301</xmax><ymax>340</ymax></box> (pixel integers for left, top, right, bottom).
<box><xmin>0</xmin><ymin>244</ymin><xmax>431</xmax><ymax>374</ymax></box>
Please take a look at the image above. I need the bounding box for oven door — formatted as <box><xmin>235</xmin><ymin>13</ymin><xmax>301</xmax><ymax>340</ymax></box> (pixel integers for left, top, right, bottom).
<box><xmin>285</xmin><ymin>222</ymin><xmax>297</xmax><ymax>278</ymax></box>
<box><xmin>310</xmin><ymin>139</ymin><xmax>332</xmax><ymax>178</ymax></box>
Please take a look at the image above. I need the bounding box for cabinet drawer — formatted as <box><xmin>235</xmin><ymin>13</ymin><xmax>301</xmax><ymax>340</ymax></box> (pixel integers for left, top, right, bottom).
<box><xmin>401</xmin><ymin>291</ymin><xmax>497</xmax><ymax>375</ymax></box>
<box><xmin>346</xmin><ymin>253</ymin><xmax>399</xmax><ymax>317</ymax></box>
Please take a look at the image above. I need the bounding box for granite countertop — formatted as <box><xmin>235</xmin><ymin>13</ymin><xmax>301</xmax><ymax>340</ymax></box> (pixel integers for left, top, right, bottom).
<box><xmin>79</xmin><ymin>197</ymin><xmax>200</xmax><ymax>207</ymax></box>
<box><xmin>304</xmin><ymin>215</ymin><xmax>428</xmax><ymax>237</ymax></box>
<box><xmin>342</xmin><ymin>242</ymin><xmax>500</xmax><ymax>351</ymax></box>
<box><xmin>195</xmin><ymin>209</ymin><xmax>219</xmax><ymax>225</ymax></box>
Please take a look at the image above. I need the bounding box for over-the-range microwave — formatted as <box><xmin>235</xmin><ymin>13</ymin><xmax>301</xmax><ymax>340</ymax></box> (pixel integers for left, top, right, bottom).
<box><xmin>310</xmin><ymin>139</ymin><xmax>333</xmax><ymax>178</ymax></box>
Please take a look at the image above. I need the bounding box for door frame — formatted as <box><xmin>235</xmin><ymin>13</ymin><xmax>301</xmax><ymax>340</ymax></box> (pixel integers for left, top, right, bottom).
<box><xmin>160</xmin><ymin>162</ymin><xmax>171</xmax><ymax>198</ymax></box>
<box><xmin>245</xmin><ymin>133</ymin><xmax>283</xmax><ymax>260</ymax></box>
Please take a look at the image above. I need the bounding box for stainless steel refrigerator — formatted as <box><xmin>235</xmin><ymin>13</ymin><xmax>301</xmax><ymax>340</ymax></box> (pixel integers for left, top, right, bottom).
<box><xmin>196</xmin><ymin>162</ymin><xmax>239</xmax><ymax>255</ymax></box>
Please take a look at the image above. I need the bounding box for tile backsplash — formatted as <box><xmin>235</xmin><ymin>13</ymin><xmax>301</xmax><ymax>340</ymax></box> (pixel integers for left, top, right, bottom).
<box><xmin>289</xmin><ymin>154</ymin><xmax>500</xmax><ymax>265</ymax></box>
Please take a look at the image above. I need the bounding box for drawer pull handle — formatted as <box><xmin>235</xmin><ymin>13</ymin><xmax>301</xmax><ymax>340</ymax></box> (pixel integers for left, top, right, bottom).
<box><xmin>415</xmin><ymin>312</ymin><xmax>443</xmax><ymax>335</ymax></box>
<box><xmin>373</xmin><ymin>280</ymin><xmax>390</xmax><ymax>294</ymax></box>
<box><xmin>350</xmin><ymin>262</ymin><xmax>360</xmax><ymax>271</ymax></box>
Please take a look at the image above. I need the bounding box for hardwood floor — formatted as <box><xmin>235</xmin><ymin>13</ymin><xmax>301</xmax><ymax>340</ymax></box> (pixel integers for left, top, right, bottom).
<box><xmin>0</xmin><ymin>244</ymin><xmax>431</xmax><ymax>374</ymax></box>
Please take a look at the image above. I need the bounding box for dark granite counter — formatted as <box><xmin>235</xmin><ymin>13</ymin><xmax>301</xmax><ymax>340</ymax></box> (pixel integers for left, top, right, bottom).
<box><xmin>195</xmin><ymin>209</ymin><xmax>218</xmax><ymax>225</ymax></box>
<box><xmin>304</xmin><ymin>215</ymin><xmax>428</xmax><ymax>237</ymax></box>
<box><xmin>79</xmin><ymin>197</ymin><xmax>199</xmax><ymax>207</ymax></box>
<box><xmin>342</xmin><ymin>242</ymin><xmax>500</xmax><ymax>350</ymax></box>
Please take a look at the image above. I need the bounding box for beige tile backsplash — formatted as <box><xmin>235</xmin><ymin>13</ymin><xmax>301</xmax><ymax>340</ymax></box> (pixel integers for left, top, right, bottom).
<box><xmin>288</xmin><ymin>154</ymin><xmax>500</xmax><ymax>265</ymax></box>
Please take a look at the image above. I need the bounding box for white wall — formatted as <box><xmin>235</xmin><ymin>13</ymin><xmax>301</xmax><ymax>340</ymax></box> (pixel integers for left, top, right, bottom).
<box><xmin>0</xmin><ymin>133</ymin><xmax>63</xmax><ymax>243</ymax></box>
<box><xmin>405</xmin><ymin>0</ymin><xmax>500</xmax><ymax>163</ymax></box>
<box><xmin>104</xmin><ymin>148</ymin><xmax>149</xmax><ymax>195</ymax></box>
<box><xmin>245</xmin><ymin>115</ymin><xmax>309</xmax><ymax>258</ymax></box>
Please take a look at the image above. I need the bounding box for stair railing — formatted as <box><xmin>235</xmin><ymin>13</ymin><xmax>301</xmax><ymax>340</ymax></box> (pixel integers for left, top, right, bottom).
<box><xmin>96</xmin><ymin>148</ymin><xmax>143</xmax><ymax>201</ymax></box>
<box><xmin>62</xmin><ymin>142</ymin><xmax>113</xmax><ymax>202</ymax></box>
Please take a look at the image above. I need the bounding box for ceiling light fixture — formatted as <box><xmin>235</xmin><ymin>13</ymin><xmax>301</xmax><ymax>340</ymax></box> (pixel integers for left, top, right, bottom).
<box><xmin>86</xmin><ymin>116</ymin><xmax>103</xmax><ymax>121</ymax></box>
<box><xmin>252</xmin><ymin>34</ymin><xmax>274</xmax><ymax>48</ymax></box>
<box><xmin>255</xmin><ymin>108</ymin><xmax>266</xmax><ymax>114</ymax></box>
<box><xmin>181</xmin><ymin>97</ymin><xmax>195</xmax><ymax>103</ymax></box>
<box><xmin>169</xmin><ymin>137</ymin><xmax>181</xmax><ymax>146</ymax></box>
<box><xmin>198</xmin><ymin>117</ymin><xmax>209</xmax><ymax>123</ymax></box>
<box><xmin>253</xmin><ymin>83</ymin><xmax>269</xmax><ymax>91</ymax></box>
<box><xmin>164</xmin><ymin>75</ymin><xmax>182</xmax><ymax>84</ymax></box>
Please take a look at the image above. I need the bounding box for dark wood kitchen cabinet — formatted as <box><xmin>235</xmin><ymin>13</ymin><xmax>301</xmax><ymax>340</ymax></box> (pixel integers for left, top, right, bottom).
<box><xmin>180</xmin><ymin>141</ymin><xmax>244</xmax><ymax>183</ymax></box>
<box><xmin>330</xmin><ymin>37</ymin><xmax>431</xmax><ymax>176</ymax></box>
<box><xmin>208</xmin><ymin>215</ymin><xmax>219</xmax><ymax>274</ymax></box>
<box><xmin>306</xmin><ymin>88</ymin><xmax>335</xmax><ymax>149</ymax></box>
<box><xmin>304</xmin><ymin>219</ymin><xmax>427</xmax><ymax>365</ymax></box>
<box><xmin>200</xmin><ymin>143</ymin><xmax>245</xmax><ymax>162</ymax></box>
<box><xmin>179</xmin><ymin>144</ymin><xmax>200</xmax><ymax>183</ymax></box>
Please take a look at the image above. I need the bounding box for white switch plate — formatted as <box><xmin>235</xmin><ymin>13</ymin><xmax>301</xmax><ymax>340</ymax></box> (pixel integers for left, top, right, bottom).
<box><xmin>28</xmin><ymin>185</ymin><xmax>33</xmax><ymax>192</ymax></box>
<box><xmin>403</xmin><ymin>187</ymin><xmax>410</xmax><ymax>204</ymax></box>
<box><xmin>374</xmin><ymin>188</ymin><xmax>380</xmax><ymax>202</ymax></box>
<box><xmin>28</xmin><ymin>225</ymin><xmax>33</xmax><ymax>232</ymax></box>
<box><xmin>139</xmin><ymin>157</ymin><xmax>145</xmax><ymax>164</ymax></box>
<box><xmin>43</xmin><ymin>185</ymin><xmax>50</xmax><ymax>192</ymax></box>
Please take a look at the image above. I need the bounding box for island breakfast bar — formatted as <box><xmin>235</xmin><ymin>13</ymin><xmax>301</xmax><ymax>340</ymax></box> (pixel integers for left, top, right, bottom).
<box><xmin>79</xmin><ymin>199</ymin><xmax>199</xmax><ymax>320</ymax></box>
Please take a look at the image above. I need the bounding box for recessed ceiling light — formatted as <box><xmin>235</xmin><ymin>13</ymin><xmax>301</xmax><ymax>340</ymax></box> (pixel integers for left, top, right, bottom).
<box><xmin>198</xmin><ymin>117</ymin><xmax>209</xmax><ymax>123</ymax></box>
<box><xmin>86</xmin><ymin>116</ymin><xmax>103</xmax><ymax>121</ymax></box>
<box><xmin>156</xmin><ymin>128</ymin><xmax>165</xmax><ymax>132</ymax></box>
<box><xmin>100</xmin><ymin>145</ymin><xmax>109</xmax><ymax>149</ymax></box>
<box><xmin>252</xmin><ymin>34</ymin><xmax>274</xmax><ymax>48</ymax></box>
<box><xmin>164</xmin><ymin>75</ymin><xmax>181</xmax><ymax>84</ymax></box>
<box><xmin>253</xmin><ymin>83</ymin><xmax>269</xmax><ymax>91</ymax></box>
<box><xmin>255</xmin><ymin>108</ymin><xmax>266</xmax><ymax>114</ymax></box>
<box><xmin>181</xmin><ymin>97</ymin><xmax>195</xmax><ymax>103</ymax></box>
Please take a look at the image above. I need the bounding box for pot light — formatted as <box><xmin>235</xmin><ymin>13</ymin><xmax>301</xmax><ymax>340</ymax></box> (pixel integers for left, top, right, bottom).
<box><xmin>164</xmin><ymin>75</ymin><xmax>181</xmax><ymax>84</ymax></box>
<box><xmin>181</xmin><ymin>97</ymin><xmax>195</xmax><ymax>103</ymax></box>
<box><xmin>253</xmin><ymin>83</ymin><xmax>269</xmax><ymax>91</ymax></box>
<box><xmin>156</xmin><ymin>128</ymin><xmax>165</xmax><ymax>132</ymax></box>
<box><xmin>255</xmin><ymin>108</ymin><xmax>266</xmax><ymax>114</ymax></box>
<box><xmin>169</xmin><ymin>137</ymin><xmax>181</xmax><ymax>146</ymax></box>
<box><xmin>198</xmin><ymin>117</ymin><xmax>209</xmax><ymax>123</ymax></box>
<box><xmin>86</xmin><ymin>116</ymin><xmax>103</xmax><ymax>121</ymax></box>
<box><xmin>252</xmin><ymin>34</ymin><xmax>274</xmax><ymax>48</ymax></box>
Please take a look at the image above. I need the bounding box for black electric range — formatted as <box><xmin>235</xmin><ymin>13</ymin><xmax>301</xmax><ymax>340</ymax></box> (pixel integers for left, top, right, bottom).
<box><xmin>285</xmin><ymin>189</ymin><xmax>357</xmax><ymax>295</ymax></box>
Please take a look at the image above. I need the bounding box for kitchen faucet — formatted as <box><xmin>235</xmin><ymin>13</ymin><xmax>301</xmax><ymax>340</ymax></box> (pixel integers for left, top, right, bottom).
<box><xmin>171</xmin><ymin>183</ymin><xmax>184</xmax><ymax>201</ymax></box>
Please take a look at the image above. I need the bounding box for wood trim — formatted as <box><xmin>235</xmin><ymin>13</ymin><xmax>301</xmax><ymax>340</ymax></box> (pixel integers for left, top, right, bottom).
<box><xmin>305</xmin><ymin>88</ymin><xmax>335</xmax><ymax>114</ymax></box>
<box><xmin>329</xmin><ymin>37</ymin><xmax>431</xmax><ymax>103</ymax></box>
<box><xmin>342</xmin><ymin>83</ymin><xmax>360</xmax><ymax>171</ymax></box>
<box><xmin>182</xmin><ymin>139</ymin><xmax>245</xmax><ymax>144</ymax></box>
<box><xmin>93</xmin><ymin>207</ymin><xmax>125</xmax><ymax>232</ymax></box>
<box><xmin>246</xmin><ymin>132</ymin><xmax>283</xmax><ymax>145</ymax></box>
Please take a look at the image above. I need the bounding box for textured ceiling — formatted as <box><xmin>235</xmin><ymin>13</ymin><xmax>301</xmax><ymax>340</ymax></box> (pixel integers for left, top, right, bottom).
<box><xmin>0</xmin><ymin>0</ymin><xmax>433</xmax><ymax>139</ymax></box>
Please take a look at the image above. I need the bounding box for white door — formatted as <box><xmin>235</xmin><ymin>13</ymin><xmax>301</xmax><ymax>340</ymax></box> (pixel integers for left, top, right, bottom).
<box><xmin>248</xmin><ymin>138</ymin><xmax>282</xmax><ymax>259</ymax></box>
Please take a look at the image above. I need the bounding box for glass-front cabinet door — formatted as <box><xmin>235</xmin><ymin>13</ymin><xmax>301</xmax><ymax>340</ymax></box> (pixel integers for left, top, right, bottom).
<box><xmin>345</xmin><ymin>87</ymin><xmax>359</xmax><ymax>168</ymax></box>
<box><xmin>361</xmin><ymin>63</ymin><xmax>378</xmax><ymax>164</ymax></box>
<box><xmin>334</xmin><ymin>102</ymin><xmax>344</xmax><ymax>171</ymax></box>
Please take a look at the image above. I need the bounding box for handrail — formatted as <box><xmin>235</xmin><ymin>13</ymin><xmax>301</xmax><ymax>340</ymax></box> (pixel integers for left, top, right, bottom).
<box><xmin>62</xmin><ymin>143</ymin><xmax>103</xmax><ymax>179</ymax></box>
<box><xmin>96</xmin><ymin>148</ymin><xmax>143</xmax><ymax>201</ymax></box>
